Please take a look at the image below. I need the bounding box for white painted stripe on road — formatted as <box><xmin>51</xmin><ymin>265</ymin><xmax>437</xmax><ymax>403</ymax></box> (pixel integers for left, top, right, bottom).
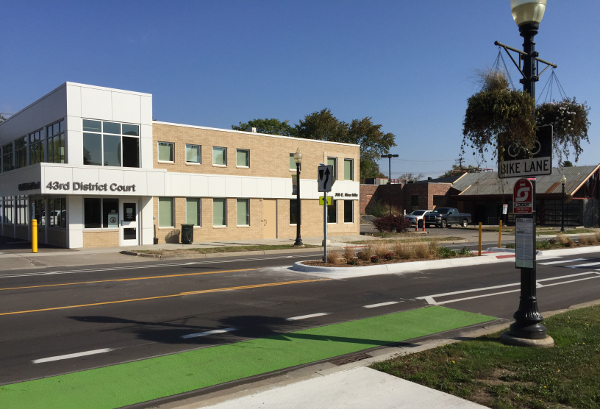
<box><xmin>363</xmin><ymin>301</ymin><xmax>401</xmax><ymax>309</ymax></box>
<box><xmin>33</xmin><ymin>348</ymin><xmax>114</xmax><ymax>364</ymax></box>
<box><xmin>539</xmin><ymin>258</ymin><xmax>587</xmax><ymax>265</ymax></box>
<box><xmin>567</xmin><ymin>262</ymin><xmax>600</xmax><ymax>268</ymax></box>
<box><xmin>286</xmin><ymin>313</ymin><xmax>329</xmax><ymax>321</ymax></box>
<box><xmin>539</xmin><ymin>274</ymin><xmax>600</xmax><ymax>288</ymax></box>
<box><xmin>181</xmin><ymin>327</ymin><xmax>238</xmax><ymax>339</ymax></box>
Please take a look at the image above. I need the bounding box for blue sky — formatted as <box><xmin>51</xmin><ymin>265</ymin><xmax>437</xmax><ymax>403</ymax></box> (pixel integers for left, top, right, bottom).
<box><xmin>2</xmin><ymin>1</ymin><xmax>598</xmax><ymax>179</ymax></box>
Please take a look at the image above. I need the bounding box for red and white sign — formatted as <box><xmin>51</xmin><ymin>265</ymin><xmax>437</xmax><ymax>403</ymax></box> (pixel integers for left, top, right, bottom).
<box><xmin>513</xmin><ymin>178</ymin><xmax>533</xmax><ymax>214</ymax></box>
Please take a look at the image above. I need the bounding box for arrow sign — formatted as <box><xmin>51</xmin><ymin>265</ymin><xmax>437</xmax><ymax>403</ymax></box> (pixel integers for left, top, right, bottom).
<box><xmin>318</xmin><ymin>165</ymin><xmax>334</xmax><ymax>192</ymax></box>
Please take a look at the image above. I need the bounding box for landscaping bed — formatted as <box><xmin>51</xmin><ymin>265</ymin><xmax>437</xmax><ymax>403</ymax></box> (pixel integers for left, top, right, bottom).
<box><xmin>371</xmin><ymin>304</ymin><xmax>600</xmax><ymax>409</ymax></box>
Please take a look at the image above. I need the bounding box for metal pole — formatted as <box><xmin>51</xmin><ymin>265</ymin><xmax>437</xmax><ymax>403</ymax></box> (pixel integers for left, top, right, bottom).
<box><xmin>561</xmin><ymin>183</ymin><xmax>565</xmax><ymax>232</ymax></box>
<box><xmin>323</xmin><ymin>191</ymin><xmax>328</xmax><ymax>261</ymax></box>
<box><xmin>294</xmin><ymin>162</ymin><xmax>303</xmax><ymax>246</ymax></box>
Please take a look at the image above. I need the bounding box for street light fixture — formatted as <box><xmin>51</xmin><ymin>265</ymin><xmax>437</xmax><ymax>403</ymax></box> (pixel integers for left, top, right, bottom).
<box><xmin>501</xmin><ymin>0</ymin><xmax>553</xmax><ymax>347</ymax></box>
<box><xmin>560</xmin><ymin>175</ymin><xmax>566</xmax><ymax>232</ymax></box>
<box><xmin>293</xmin><ymin>148</ymin><xmax>303</xmax><ymax>246</ymax></box>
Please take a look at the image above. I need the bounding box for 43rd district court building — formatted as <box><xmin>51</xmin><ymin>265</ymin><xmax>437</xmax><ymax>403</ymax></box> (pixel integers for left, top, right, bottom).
<box><xmin>0</xmin><ymin>83</ymin><xmax>360</xmax><ymax>248</ymax></box>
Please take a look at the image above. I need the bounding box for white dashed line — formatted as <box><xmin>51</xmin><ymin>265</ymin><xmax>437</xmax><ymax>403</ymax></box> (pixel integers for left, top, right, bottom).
<box><xmin>286</xmin><ymin>313</ymin><xmax>329</xmax><ymax>321</ymax></box>
<box><xmin>539</xmin><ymin>258</ymin><xmax>587</xmax><ymax>265</ymax></box>
<box><xmin>363</xmin><ymin>301</ymin><xmax>401</xmax><ymax>309</ymax></box>
<box><xmin>33</xmin><ymin>348</ymin><xmax>114</xmax><ymax>364</ymax></box>
<box><xmin>181</xmin><ymin>327</ymin><xmax>238</xmax><ymax>339</ymax></box>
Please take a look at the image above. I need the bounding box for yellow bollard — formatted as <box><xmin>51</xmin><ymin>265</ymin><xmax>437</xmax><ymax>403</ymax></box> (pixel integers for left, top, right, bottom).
<box><xmin>32</xmin><ymin>219</ymin><xmax>38</xmax><ymax>253</ymax></box>
<box><xmin>478</xmin><ymin>222</ymin><xmax>482</xmax><ymax>256</ymax></box>
<box><xmin>498</xmin><ymin>219</ymin><xmax>503</xmax><ymax>248</ymax></box>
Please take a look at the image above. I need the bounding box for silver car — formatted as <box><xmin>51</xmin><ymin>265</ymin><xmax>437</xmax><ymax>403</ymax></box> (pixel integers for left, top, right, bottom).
<box><xmin>405</xmin><ymin>210</ymin><xmax>431</xmax><ymax>226</ymax></box>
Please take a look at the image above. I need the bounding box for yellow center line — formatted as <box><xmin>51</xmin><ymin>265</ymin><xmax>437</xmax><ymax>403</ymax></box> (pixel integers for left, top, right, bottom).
<box><xmin>0</xmin><ymin>279</ymin><xmax>331</xmax><ymax>316</ymax></box>
<box><xmin>0</xmin><ymin>268</ymin><xmax>254</xmax><ymax>292</ymax></box>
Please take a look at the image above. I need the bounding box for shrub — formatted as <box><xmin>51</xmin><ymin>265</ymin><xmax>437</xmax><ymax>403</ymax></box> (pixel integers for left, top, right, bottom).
<box><xmin>357</xmin><ymin>245</ymin><xmax>374</xmax><ymax>261</ymax></box>
<box><xmin>595</xmin><ymin>231</ymin><xmax>600</xmax><ymax>242</ymax></box>
<box><xmin>536</xmin><ymin>240</ymin><xmax>552</xmax><ymax>250</ymax></box>
<box><xmin>413</xmin><ymin>242</ymin><xmax>429</xmax><ymax>259</ymax></box>
<box><xmin>373</xmin><ymin>243</ymin><xmax>390</xmax><ymax>258</ymax></box>
<box><xmin>347</xmin><ymin>258</ymin><xmax>359</xmax><ymax>265</ymax></box>
<box><xmin>372</xmin><ymin>215</ymin><xmax>412</xmax><ymax>233</ymax></box>
<box><xmin>326</xmin><ymin>250</ymin><xmax>342</xmax><ymax>264</ymax></box>
<box><xmin>342</xmin><ymin>246</ymin><xmax>356</xmax><ymax>262</ymax></box>
<box><xmin>370</xmin><ymin>255</ymin><xmax>380</xmax><ymax>263</ymax></box>
<box><xmin>556</xmin><ymin>233</ymin><xmax>574</xmax><ymax>247</ymax></box>
<box><xmin>392</xmin><ymin>241</ymin><xmax>413</xmax><ymax>260</ymax></box>
<box><xmin>458</xmin><ymin>247</ymin><xmax>473</xmax><ymax>256</ymax></box>
<box><xmin>384</xmin><ymin>252</ymin><xmax>394</xmax><ymax>261</ymax></box>
<box><xmin>579</xmin><ymin>234</ymin><xmax>597</xmax><ymax>246</ymax></box>
<box><xmin>438</xmin><ymin>246</ymin><xmax>457</xmax><ymax>258</ymax></box>
<box><xmin>367</xmin><ymin>200</ymin><xmax>400</xmax><ymax>218</ymax></box>
<box><xmin>428</xmin><ymin>240</ymin><xmax>440</xmax><ymax>257</ymax></box>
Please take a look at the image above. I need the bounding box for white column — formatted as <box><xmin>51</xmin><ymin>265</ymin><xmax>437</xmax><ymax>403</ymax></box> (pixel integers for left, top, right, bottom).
<box><xmin>67</xmin><ymin>196</ymin><xmax>83</xmax><ymax>248</ymax></box>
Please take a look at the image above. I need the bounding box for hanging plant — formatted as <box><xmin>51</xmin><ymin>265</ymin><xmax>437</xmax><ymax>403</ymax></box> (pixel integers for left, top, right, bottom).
<box><xmin>536</xmin><ymin>97</ymin><xmax>590</xmax><ymax>163</ymax></box>
<box><xmin>461</xmin><ymin>69</ymin><xmax>590</xmax><ymax>165</ymax></box>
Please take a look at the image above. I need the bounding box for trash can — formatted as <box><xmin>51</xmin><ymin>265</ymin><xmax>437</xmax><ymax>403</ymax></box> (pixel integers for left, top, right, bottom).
<box><xmin>181</xmin><ymin>224</ymin><xmax>193</xmax><ymax>244</ymax></box>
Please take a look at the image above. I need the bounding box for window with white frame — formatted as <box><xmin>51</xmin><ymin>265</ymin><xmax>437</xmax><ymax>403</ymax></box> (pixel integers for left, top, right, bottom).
<box><xmin>158</xmin><ymin>142</ymin><xmax>174</xmax><ymax>162</ymax></box>
<box><xmin>49</xmin><ymin>197</ymin><xmax>66</xmax><ymax>228</ymax></box>
<box><xmin>158</xmin><ymin>197</ymin><xmax>174</xmax><ymax>227</ymax></box>
<box><xmin>344</xmin><ymin>159</ymin><xmax>353</xmax><ymax>181</ymax></box>
<box><xmin>289</xmin><ymin>153</ymin><xmax>296</xmax><ymax>170</ymax></box>
<box><xmin>237</xmin><ymin>199</ymin><xmax>249</xmax><ymax>226</ymax></box>
<box><xmin>186</xmin><ymin>198</ymin><xmax>201</xmax><ymax>226</ymax></box>
<box><xmin>236</xmin><ymin>149</ymin><xmax>249</xmax><ymax>167</ymax></box>
<box><xmin>15</xmin><ymin>196</ymin><xmax>28</xmax><ymax>225</ymax></box>
<box><xmin>83</xmin><ymin>119</ymin><xmax>140</xmax><ymax>167</ymax></box>
<box><xmin>83</xmin><ymin>198</ymin><xmax>118</xmax><ymax>229</ymax></box>
<box><xmin>213</xmin><ymin>198</ymin><xmax>227</xmax><ymax>226</ymax></box>
<box><xmin>213</xmin><ymin>147</ymin><xmax>227</xmax><ymax>166</ymax></box>
<box><xmin>186</xmin><ymin>144</ymin><xmax>201</xmax><ymax>164</ymax></box>
<box><xmin>3</xmin><ymin>197</ymin><xmax>14</xmax><ymax>224</ymax></box>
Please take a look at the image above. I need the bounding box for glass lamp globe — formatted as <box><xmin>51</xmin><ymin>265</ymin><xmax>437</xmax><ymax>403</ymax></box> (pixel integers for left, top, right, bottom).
<box><xmin>511</xmin><ymin>0</ymin><xmax>547</xmax><ymax>26</ymax></box>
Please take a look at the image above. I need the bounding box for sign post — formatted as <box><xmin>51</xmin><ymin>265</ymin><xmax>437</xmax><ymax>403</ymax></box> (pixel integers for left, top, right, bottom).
<box><xmin>318</xmin><ymin>165</ymin><xmax>334</xmax><ymax>261</ymax></box>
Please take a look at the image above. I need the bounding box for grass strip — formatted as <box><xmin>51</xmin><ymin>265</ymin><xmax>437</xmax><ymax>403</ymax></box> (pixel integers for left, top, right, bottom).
<box><xmin>0</xmin><ymin>306</ymin><xmax>493</xmax><ymax>409</ymax></box>
<box><xmin>372</xmin><ymin>305</ymin><xmax>600</xmax><ymax>409</ymax></box>
<box><xmin>136</xmin><ymin>244</ymin><xmax>319</xmax><ymax>255</ymax></box>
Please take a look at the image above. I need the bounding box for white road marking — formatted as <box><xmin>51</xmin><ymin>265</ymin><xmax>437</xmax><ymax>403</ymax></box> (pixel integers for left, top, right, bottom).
<box><xmin>567</xmin><ymin>262</ymin><xmax>600</xmax><ymax>268</ymax></box>
<box><xmin>363</xmin><ymin>301</ymin><xmax>401</xmax><ymax>309</ymax></box>
<box><xmin>417</xmin><ymin>271</ymin><xmax>600</xmax><ymax>305</ymax></box>
<box><xmin>539</xmin><ymin>258</ymin><xmax>587</xmax><ymax>265</ymax></box>
<box><xmin>286</xmin><ymin>313</ymin><xmax>329</xmax><ymax>321</ymax></box>
<box><xmin>181</xmin><ymin>327</ymin><xmax>238</xmax><ymax>339</ymax></box>
<box><xmin>33</xmin><ymin>348</ymin><xmax>114</xmax><ymax>364</ymax></box>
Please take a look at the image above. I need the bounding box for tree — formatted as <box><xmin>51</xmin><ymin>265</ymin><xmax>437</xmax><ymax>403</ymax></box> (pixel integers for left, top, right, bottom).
<box><xmin>0</xmin><ymin>113</ymin><xmax>6</xmax><ymax>124</ymax></box>
<box><xmin>439</xmin><ymin>164</ymin><xmax>480</xmax><ymax>178</ymax></box>
<box><xmin>461</xmin><ymin>69</ymin><xmax>590</xmax><ymax>166</ymax></box>
<box><xmin>232</xmin><ymin>118</ymin><xmax>297</xmax><ymax>137</ymax></box>
<box><xmin>296</xmin><ymin>109</ymin><xmax>396</xmax><ymax>180</ymax></box>
<box><xmin>563</xmin><ymin>160</ymin><xmax>573</xmax><ymax>167</ymax></box>
<box><xmin>399</xmin><ymin>173</ymin><xmax>424</xmax><ymax>182</ymax></box>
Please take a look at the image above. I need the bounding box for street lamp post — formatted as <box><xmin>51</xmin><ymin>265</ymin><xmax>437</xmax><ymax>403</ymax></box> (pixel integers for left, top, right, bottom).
<box><xmin>501</xmin><ymin>0</ymin><xmax>554</xmax><ymax>346</ymax></box>
<box><xmin>560</xmin><ymin>175</ymin><xmax>566</xmax><ymax>232</ymax></box>
<box><xmin>293</xmin><ymin>148</ymin><xmax>303</xmax><ymax>246</ymax></box>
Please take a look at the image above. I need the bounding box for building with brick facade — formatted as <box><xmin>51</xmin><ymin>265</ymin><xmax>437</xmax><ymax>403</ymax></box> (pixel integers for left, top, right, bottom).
<box><xmin>0</xmin><ymin>83</ymin><xmax>360</xmax><ymax>248</ymax></box>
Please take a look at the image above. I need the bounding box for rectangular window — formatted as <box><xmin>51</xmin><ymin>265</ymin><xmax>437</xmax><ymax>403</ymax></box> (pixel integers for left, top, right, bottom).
<box><xmin>158</xmin><ymin>197</ymin><xmax>174</xmax><ymax>227</ymax></box>
<box><xmin>83</xmin><ymin>133</ymin><xmax>102</xmax><ymax>165</ymax></box>
<box><xmin>49</xmin><ymin>197</ymin><xmax>67</xmax><ymax>228</ymax></box>
<box><xmin>327</xmin><ymin>157</ymin><xmax>337</xmax><ymax>180</ymax></box>
<box><xmin>32</xmin><ymin>198</ymin><xmax>45</xmax><ymax>226</ymax></box>
<box><xmin>411</xmin><ymin>195</ymin><xmax>419</xmax><ymax>209</ymax></box>
<box><xmin>3</xmin><ymin>197</ymin><xmax>14</xmax><ymax>224</ymax></box>
<box><xmin>213</xmin><ymin>198</ymin><xmax>226</xmax><ymax>226</ymax></box>
<box><xmin>102</xmin><ymin>198</ymin><xmax>119</xmax><ymax>228</ymax></box>
<box><xmin>83</xmin><ymin>119</ymin><xmax>140</xmax><ymax>167</ymax></box>
<box><xmin>16</xmin><ymin>196</ymin><xmax>28</xmax><ymax>225</ymax></box>
<box><xmin>47</xmin><ymin>120</ymin><xmax>66</xmax><ymax>164</ymax></box>
<box><xmin>84</xmin><ymin>198</ymin><xmax>102</xmax><ymax>228</ymax></box>
<box><xmin>236</xmin><ymin>149</ymin><xmax>249</xmax><ymax>167</ymax></box>
<box><xmin>158</xmin><ymin>142</ymin><xmax>174</xmax><ymax>162</ymax></box>
<box><xmin>186</xmin><ymin>198</ymin><xmax>201</xmax><ymax>226</ymax></box>
<box><xmin>344</xmin><ymin>200</ymin><xmax>353</xmax><ymax>223</ymax></box>
<box><xmin>290</xmin><ymin>199</ymin><xmax>298</xmax><ymax>224</ymax></box>
<box><xmin>327</xmin><ymin>200</ymin><xmax>337</xmax><ymax>224</ymax></box>
<box><xmin>344</xmin><ymin>159</ymin><xmax>353</xmax><ymax>181</ymax></box>
<box><xmin>237</xmin><ymin>199</ymin><xmax>249</xmax><ymax>226</ymax></box>
<box><xmin>14</xmin><ymin>137</ymin><xmax>27</xmax><ymax>169</ymax></box>
<box><xmin>289</xmin><ymin>153</ymin><xmax>296</xmax><ymax>170</ymax></box>
<box><xmin>213</xmin><ymin>147</ymin><xmax>227</xmax><ymax>165</ymax></box>
<box><xmin>2</xmin><ymin>143</ymin><xmax>13</xmax><ymax>172</ymax></box>
<box><xmin>29</xmin><ymin>130</ymin><xmax>44</xmax><ymax>165</ymax></box>
<box><xmin>186</xmin><ymin>144</ymin><xmax>201</xmax><ymax>164</ymax></box>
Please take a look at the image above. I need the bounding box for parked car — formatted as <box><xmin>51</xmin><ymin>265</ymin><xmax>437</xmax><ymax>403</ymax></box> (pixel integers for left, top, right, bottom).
<box><xmin>424</xmin><ymin>207</ymin><xmax>472</xmax><ymax>228</ymax></box>
<box><xmin>405</xmin><ymin>210</ymin><xmax>431</xmax><ymax>226</ymax></box>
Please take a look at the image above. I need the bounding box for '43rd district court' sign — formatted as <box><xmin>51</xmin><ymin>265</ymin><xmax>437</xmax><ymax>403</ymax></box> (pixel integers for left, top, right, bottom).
<box><xmin>498</xmin><ymin>125</ymin><xmax>553</xmax><ymax>178</ymax></box>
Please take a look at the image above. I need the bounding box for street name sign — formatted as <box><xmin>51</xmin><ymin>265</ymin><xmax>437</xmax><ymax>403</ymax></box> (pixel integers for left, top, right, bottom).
<box><xmin>318</xmin><ymin>165</ymin><xmax>334</xmax><ymax>192</ymax></box>
<box><xmin>513</xmin><ymin>178</ymin><xmax>533</xmax><ymax>214</ymax></box>
<box><xmin>498</xmin><ymin>125</ymin><xmax>553</xmax><ymax>178</ymax></box>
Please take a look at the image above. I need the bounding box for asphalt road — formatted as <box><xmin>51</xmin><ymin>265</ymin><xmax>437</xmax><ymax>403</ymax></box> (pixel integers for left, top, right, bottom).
<box><xmin>1</xmin><ymin>249</ymin><xmax>599</xmax><ymax>387</ymax></box>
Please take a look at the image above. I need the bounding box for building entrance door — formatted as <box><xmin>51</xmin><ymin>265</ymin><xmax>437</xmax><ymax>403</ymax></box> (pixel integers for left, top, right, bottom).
<box><xmin>31</xmin><ymin>198</ymin><xmax>46</xmax><ymax>244</ymax></box>
<box><xmin>119</xmin><ymin>199</ymin><xmax>139</xmax><ymax>246</ymax></box>
<box><xmin>262</xmin><ymin>199</ymin><xmax>277</xmax><ymax>239</ymax></box>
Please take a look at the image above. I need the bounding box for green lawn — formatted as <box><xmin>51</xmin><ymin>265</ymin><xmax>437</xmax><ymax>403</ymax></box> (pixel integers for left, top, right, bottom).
<box><xmin>372</xmin><ymin>305</ymin><xmax>600</xmax><ymax>409</ymax></box>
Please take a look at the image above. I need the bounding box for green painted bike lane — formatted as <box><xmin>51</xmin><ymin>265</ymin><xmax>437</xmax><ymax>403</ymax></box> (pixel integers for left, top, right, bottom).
<box><xmin>0</xmin><ymin>306</ymin><xmax>495</xmax><ymax>409</ymax></box>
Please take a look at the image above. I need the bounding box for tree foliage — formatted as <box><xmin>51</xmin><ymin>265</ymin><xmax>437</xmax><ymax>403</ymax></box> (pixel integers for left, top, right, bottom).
<box><xmin>439</xmin><ymin>164</ymin><xmax>480</xmax><ymax>178</ymax></box>
<box><xmin>0</xmin><ymin>113</ymin><xmax>6</xmax><ymax>124</ymax></box>
<box><xmin>232</xmin><ymin>118</ymin><xmax>297</xmax><ymax>137</ymax></box>
<box><xmin>399</xmin><ymin>173</ymin><xmax>424</xmax><ymax>182</ymax></box>
<box><xmin>461</xmin><ymin>69</ymin><xmax>590</xmax><ymax>165</ymax></box>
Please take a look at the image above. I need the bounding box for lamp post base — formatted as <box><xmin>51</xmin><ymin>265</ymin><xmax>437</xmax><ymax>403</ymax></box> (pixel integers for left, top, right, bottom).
<box><xmin>500</xmin><ymin>332</ymin><xmax>554</xmax><ymax>348</ymax></box>
<box><xmin>293</xmin><ymin>239</ymin><xmax>304</xmax><ymax>247</ymax></box>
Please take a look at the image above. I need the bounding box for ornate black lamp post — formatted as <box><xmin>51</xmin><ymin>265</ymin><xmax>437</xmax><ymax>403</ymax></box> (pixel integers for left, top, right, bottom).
<box><xmin>501</xmin><ymin>0</ymin><xmax>554</xmax><ymax>347</ymax></box>
<box><xmin>293</xmin><ymin>148</ymin><xmax>303</xmax><ymax>246</ymax></box>
<box><xmin>560</xmin><ymin>175</ymin><xmax>566</xmax><ymax>232</ymax></box>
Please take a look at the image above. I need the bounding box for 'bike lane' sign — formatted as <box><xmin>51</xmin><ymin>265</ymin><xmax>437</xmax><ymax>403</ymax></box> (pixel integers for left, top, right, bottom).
<box><xmin>498</xmin><ymin>125</ymin><xmax>553</xmax><ymax>178</ymax></box>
